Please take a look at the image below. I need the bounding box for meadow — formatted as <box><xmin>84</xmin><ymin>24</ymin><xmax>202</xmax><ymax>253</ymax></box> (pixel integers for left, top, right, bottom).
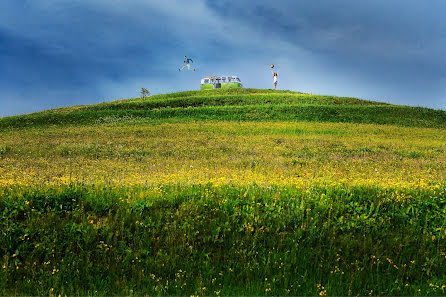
<box><xmin>0</xmin><ymin>89</ymin><xmax>445</xmax><ymax>295</ymax></box>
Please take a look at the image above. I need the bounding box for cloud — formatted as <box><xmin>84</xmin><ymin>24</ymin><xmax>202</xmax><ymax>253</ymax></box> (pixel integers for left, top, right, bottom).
<box><xmin>1</xmin><ymin>0</ymin><xmax>445</xmax><ymax>117</ymax></box>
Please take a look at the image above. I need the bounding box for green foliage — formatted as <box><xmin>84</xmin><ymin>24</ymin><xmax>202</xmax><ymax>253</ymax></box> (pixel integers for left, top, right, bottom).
<box><xmin>140</xmin><ymin>88</ymin><xmax>150</xmax><ymax>99</ymax></box>
<box><xmin>0</xmin><ymin>184</ymin><xmax>445</xmax><ymax>296</ymax></box>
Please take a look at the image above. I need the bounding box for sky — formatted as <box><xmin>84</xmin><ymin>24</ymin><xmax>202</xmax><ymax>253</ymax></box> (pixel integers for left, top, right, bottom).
<box><xmin>1</xmin><ymin>0</ymin><xmax>446</xmax><ymax>117</ymax></box>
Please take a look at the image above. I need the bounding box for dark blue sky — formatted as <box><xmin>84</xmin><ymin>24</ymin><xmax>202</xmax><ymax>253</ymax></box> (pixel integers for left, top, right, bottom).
<box><xmin>1</xmin><ymin>0</ymin><xmax>446</xmax><ymax>117</ymax></box>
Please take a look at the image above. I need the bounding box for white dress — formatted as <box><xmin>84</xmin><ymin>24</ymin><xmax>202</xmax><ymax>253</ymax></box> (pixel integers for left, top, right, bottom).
<box><xmin>272</xmin><ymin>70</ymin><xmax>279</xmax><ymax>83</ymax></box>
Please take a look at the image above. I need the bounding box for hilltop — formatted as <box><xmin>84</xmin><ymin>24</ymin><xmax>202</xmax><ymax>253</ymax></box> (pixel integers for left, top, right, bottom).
<box><xmin>1</xmin><ymin>88</ymin><xmax>446</xmax><ymax>128</ymax></box>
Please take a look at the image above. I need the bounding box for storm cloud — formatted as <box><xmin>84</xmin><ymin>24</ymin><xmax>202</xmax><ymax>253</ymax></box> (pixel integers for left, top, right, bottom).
<box><xmin>1</xmin><ymin>0</ymin><xmax>446</xmax><ymax>116</ymax></box>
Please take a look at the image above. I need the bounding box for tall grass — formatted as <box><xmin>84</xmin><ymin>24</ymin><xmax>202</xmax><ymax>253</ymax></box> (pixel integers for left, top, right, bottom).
<box><xmin>1</xmin><ymin>184</ymin><xmax>445</xmax><ymax>296</ymax></box>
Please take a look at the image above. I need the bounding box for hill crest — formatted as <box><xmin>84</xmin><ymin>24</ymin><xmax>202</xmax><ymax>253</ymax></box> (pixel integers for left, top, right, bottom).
<box><xmin>1</xmin><ymin>89</ymin><xmax>445</xmax><ymax>129</ymax></box>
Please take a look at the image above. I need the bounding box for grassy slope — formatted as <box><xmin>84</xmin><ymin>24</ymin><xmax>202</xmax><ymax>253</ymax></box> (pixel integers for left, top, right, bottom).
<box><xmin>1</xmin><ymin>88</ymin><xmax>445</xmax><ymax>128</ymax></box>
<box><xmin>1</xmin><ymin>89</ymin><xmax>446</xmax><ymax>296</ymax></box>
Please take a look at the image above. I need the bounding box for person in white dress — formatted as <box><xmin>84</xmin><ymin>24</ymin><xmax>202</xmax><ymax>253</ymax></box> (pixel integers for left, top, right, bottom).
<box><xmin>271</xmin><ymin>68</ymin><xmax>279</xmax><ymax>89</ymax></box>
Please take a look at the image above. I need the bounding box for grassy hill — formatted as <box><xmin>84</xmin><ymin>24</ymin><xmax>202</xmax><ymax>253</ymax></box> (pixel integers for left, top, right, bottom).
<box><xmin>1</xmin><ymin>88</ymin><xmax>446</xmax><ymax>128</ymax></box>
<box><xmin>1</xmin><ymin>89</ymin><xmax>445</xmax><ymax>296</ymax></box>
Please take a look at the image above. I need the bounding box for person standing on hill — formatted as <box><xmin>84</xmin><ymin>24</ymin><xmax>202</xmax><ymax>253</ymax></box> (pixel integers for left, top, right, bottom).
<box><xmin>179</xmin><ymin>56</ymin><xmax>196</xmax><ymax>71</ymax></box>
<box><xmin>270</xmin><ymin>64</ymin><xmax>279</xmax><ymax>89</ymax></box>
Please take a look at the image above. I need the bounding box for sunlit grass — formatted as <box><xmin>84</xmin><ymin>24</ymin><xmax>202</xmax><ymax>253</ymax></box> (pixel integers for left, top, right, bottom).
<box><xmin>1</xmin><ymin>121</ymin><xmax>445</xmax><ymax>188</ymax></box>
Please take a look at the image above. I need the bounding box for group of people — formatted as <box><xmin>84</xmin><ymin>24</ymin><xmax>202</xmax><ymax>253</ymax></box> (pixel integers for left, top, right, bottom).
<box><xmin>179</xmin><ymin>56</ymin><xmax>280</xmax><ymax>89</ymax></box>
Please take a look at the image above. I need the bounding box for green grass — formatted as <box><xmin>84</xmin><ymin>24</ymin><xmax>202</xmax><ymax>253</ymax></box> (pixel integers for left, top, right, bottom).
<box><xmin>1</xmin><ymin>184</ymin><xmax>445</xmax><ymax>296</ymax></box>
<box><xmin>1</xmin><ymin>88</ymin><xmax>446</xmax><ymax>296</ymax></box>
<box><xmin>1</xmin><ymin>89</ymin><xmax>445</xmax><ymax>129</ymax></box>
